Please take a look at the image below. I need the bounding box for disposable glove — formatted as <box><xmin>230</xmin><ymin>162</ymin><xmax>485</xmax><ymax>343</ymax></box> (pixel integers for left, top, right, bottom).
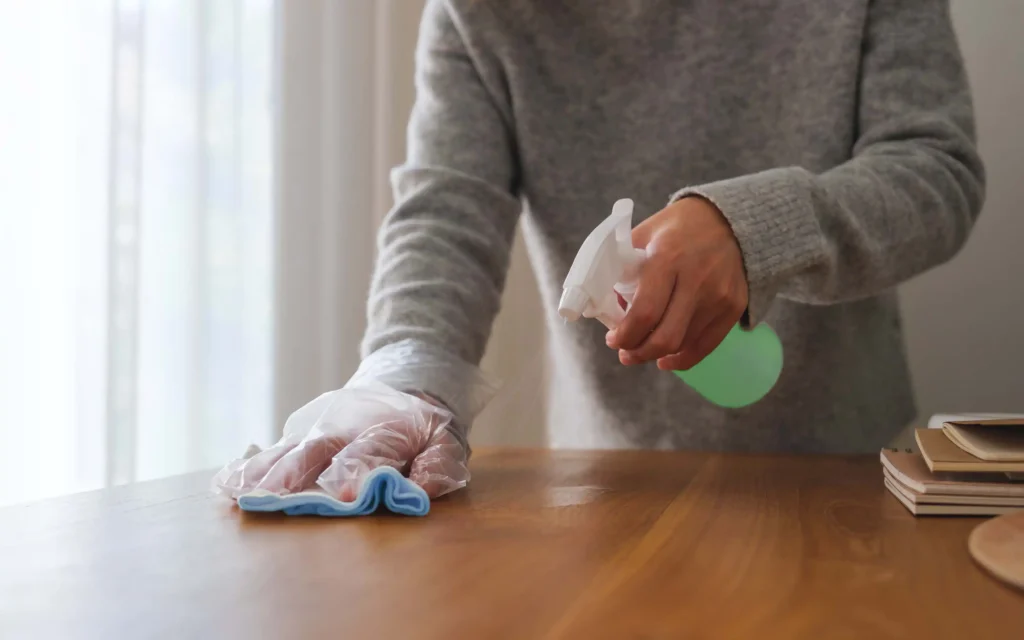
<box><xmin>212</xmin><ymin>340</ymin><xmax>496</xmax><ymax>501</ymax></box>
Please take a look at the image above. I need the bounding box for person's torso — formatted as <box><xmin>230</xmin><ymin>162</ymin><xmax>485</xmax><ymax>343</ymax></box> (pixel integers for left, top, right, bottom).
<box><xmin>452</xmin><ymin>0</ymin><xmax>915</xmax><ymax>452</ymax></box>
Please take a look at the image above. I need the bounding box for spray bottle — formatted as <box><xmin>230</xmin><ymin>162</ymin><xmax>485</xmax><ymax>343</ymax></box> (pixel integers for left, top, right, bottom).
<box><xmin>558</xmin><ymin>198</ymin><xmax>783</xmax><ymax>408</ymax></box>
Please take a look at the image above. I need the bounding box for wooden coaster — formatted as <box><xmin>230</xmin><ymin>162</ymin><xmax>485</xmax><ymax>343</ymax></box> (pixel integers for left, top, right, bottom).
<box><xmin>969</xmin><ymin>511</ymin><xmax>1024</xmax><ymax>590</ymax></box>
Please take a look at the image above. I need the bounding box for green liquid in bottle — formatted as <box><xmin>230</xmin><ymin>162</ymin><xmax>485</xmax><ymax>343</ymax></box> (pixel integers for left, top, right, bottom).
<box><xmin>673</xmin><ymin>323</ymin><xmax>783</xmax><ymax>408</ymax></box>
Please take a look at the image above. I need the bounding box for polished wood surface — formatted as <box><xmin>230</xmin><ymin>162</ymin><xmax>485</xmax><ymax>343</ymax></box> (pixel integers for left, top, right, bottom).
<box><xmin>2</xmin><ymin>449</ymin><xmax>1022</xmax><ymax>639</ymax></box>
<box><xmin>970</xmin><ymin>511</ymin><xmax>1024</xmax><ymax>591</ymax></box>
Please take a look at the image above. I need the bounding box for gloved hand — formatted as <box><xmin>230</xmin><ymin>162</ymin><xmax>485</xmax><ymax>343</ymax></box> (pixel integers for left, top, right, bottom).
<box><xmin>213</xmin><ymin>382</ymin><xmax>468</xmax><ymax>500</ymax></box>
<box><xmin>213</xmin><ymin>340</ymin><xmax>496</xmax><ymax>501</ymax></box>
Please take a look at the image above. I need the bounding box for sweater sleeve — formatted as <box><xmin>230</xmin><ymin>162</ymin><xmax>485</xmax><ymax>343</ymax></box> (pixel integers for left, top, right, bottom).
<box><xmin>357</xmin><ymin>0</ymin><xmax>521</xmax><ymax>423</ymax></box>
<box><xmin>672</xmin><ymin>0</ymin><xmax>985</xmax><ymax>325</ymax></box>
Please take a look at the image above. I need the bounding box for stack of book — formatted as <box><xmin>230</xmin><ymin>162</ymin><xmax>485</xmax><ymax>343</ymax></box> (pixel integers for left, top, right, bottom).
<box><xmin>882</xmin><ymin>414</ymin><xmax>1024</xmax><ymax>516</ymax></box>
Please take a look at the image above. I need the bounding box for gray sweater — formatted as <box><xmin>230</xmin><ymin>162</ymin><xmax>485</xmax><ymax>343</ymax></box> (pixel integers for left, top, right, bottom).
<box><xmin>360</xmin><ymin>0</ymin><xmax>985</xmax><ymax>453</ymax></box>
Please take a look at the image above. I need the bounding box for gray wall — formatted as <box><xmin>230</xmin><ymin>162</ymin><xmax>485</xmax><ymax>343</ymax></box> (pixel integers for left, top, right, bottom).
<box><xmin>383</xmin><ymin>1</ymin><xmax>1024</xmax><ymax>448</ymax></box>
<box><xmin>899</xmin><ymin>1</ymin><xmax>1024</xmax><ymax>427</ymax></box>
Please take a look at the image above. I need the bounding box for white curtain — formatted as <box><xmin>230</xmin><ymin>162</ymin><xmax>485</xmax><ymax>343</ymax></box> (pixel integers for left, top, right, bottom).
<box><xmin>0</xmin><ymin>0</ymin><xmax>275</xmax><ymax>506</ymax></box>
<box><xmin>0</xmin><ymin>0</ymin><xmax>546</xmax><ymax>507</ymax></box>
<box><xmin>272</xmin><ymin>0</ymin><xmax>387</xmax><ymax>429</ymax></box>
<box><xmin>272</xmin><ymin>0</ymin><xmax>551</xmax><ymax>447</ymax></box>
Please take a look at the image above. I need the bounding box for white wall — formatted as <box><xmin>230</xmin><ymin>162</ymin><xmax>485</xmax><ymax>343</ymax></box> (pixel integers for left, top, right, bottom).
<box><xmin>380</xmin><ymin>1</ymin><xmax>1024</xmax><ymax>448</ymax></box>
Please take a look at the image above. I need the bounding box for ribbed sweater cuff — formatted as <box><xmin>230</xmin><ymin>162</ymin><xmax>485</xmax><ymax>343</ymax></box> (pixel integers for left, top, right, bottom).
<box><xmin>670</xmin><ymin>167</ymin><xmax>823</xmax><ymax>326</ymax></box>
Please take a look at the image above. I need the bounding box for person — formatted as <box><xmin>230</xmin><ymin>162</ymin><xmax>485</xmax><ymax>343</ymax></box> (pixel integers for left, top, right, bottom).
<box><xmin>216</xmin><ymin>0</ymin><xmax>984</xmax><ymax>501</ymax></box>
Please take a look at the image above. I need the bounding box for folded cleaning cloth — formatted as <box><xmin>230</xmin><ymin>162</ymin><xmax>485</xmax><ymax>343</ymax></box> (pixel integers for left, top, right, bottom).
<box><xmin>237</xmin><ymin>466</ymin><xmax>430</xmax><ymax>517</ymax></box>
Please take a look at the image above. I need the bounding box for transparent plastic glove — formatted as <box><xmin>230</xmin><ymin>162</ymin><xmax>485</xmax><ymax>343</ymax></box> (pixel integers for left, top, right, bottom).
<box><xmin>314</xmin><ymin>391</ymin><xmax>471</xmax><ymax>501</ymax></box>
<box><xmin>212</xmin><ymin>340</ymin><xmax>497</xmax><ymax>501</ymax></box>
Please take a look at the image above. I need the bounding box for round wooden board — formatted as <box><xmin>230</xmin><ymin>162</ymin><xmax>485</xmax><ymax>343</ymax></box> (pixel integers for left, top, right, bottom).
<box><xmin>969</xmin><ymin>511</ymin><xmax>1024</xmax><ymax>591</ymax></box>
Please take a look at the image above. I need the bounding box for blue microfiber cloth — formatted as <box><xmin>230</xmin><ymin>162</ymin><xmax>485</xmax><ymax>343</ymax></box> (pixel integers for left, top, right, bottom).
<box><xmin>237</xmin><ymin>466</ymin><xmax>430</xmax><ymax>517</ymax></box>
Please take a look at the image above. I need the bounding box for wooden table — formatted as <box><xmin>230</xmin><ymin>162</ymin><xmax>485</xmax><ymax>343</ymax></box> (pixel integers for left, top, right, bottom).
<box><xmin>2</xmin><ymin>449</ymin><xmax>1022</xmax><ymax>639</ymax></box>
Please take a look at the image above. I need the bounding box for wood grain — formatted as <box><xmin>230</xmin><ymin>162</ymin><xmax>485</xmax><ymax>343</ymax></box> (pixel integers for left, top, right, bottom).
<box><xmin>1</xmin><ymin>449</ymin><xmax>1022</xmax><ymax>639</ymax></box>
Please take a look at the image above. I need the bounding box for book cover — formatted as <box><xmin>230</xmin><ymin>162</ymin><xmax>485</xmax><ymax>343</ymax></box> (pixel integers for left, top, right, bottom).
<box><xmin>915</xmin><ymin>429</ymin><xmax>1024</xmax><ymax>473</ymax></box>
<box><xmin>884</xmin><ymin>478</ymin><xmax>1022</xmax><ymax>516</ymax></box>
<box><xmin>880</xmin><ymin>449</ymin><xmax>1024</xmax><ymax>497</ymax></box>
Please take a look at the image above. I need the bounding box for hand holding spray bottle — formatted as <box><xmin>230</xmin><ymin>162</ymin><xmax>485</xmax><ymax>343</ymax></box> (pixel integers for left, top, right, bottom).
<box><xmin>557</xmin><ymin>198</ymin><xmax>783</xmax><ymax>408</ymax></box>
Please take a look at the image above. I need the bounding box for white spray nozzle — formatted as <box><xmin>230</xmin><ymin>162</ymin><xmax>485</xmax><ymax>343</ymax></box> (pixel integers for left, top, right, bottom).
<box><xmin>558</xmin><ymin>198</ymin><xmax>647</xmax><ymax>330</ymax></box>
